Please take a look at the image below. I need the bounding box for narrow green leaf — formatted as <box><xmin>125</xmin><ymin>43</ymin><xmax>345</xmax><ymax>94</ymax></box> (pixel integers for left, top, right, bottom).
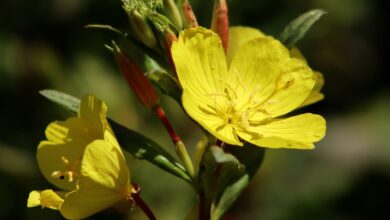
<box><xmin>39</xmin><ymin>89</ymin><xmax>191</xmax><ymax>183</ymax></box>
<box><xmin>84</xmin><ymin>24</ymin><xmax>125</xmax><ymax>36</ymax></box>
<box><xmin>279</xmin><ymin>9</ymin><xmax>327</xmax><ymax>48</ymax></box>
<box><xmin>39</xmin><ymin>90</ymin><xmax>80</xmax><ymax>114</ymax></box>
<box><xmin>110</xmin><ymin>120</ymin><xmax>191</xmax><ymax>182</ymax></box>
<box><xmin>211</xmin><ymin>175</ymin><xmax>249</xmax><ymax>220</ymax></box>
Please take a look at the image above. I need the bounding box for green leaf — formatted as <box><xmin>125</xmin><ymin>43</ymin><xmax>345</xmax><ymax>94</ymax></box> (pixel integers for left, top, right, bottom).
<box><xmin>110</xmin><ymin>120</ymin><xmax>191</xmax><ymax>182</ymax></box>
<box><xmin>198</xmin><ymin>145</ymin><xmax>246</xmax><ymax>220</ymax></box>
<box><xmin>278</xmin><ymin>9</ymin><xmax>327</xmax><ymax>48</ymax></box>
<box><xmin>226</xmin><ymin>143</ymin><xmax>265</xmax><ymax>179</ymax></box>
<box><xmin>84</xmin><ymin>24</ymin><xmax>125</xmax><ymax>36</ymax></box>
<box><xmin>209</xmin><ymin>143</ymin><xmax>266</xmax><ymax>219</ymax></box>
<box><xmin>211</xmin><ymin>175</ymin><xmax>249</xmax><ymax>220</ymax></box>
<box><xmin>39</xmin><ymin>90</ymin><xmax>80</xmax><ymax>114</ymax></box>
<box><xmin>39</xmin><ymin>89</ymin><xmax>191</xmax><ymax>183</ymax></box>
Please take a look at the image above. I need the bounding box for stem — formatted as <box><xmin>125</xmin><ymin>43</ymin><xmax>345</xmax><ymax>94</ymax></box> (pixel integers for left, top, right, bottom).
<box><xmin>133</xmin><ymin>194</ymin><xmax>157</xmax><ymax>220</ymax></box>
<box><xmin>153</xmin><ymin>104</ymin><xmax>180</xmax><ymax>143</ymax></box>
<box><xmin>215</xmin><ymin>139</ymin><xmax>223</xmax><ymax>147</ymax></box>
<box><xmin>199</xmin><ymin>190</ymin><xmax>211</xmax><ymax>220</ymax></box>
<box><xmin>153</xmin><ymin>105</ymin><xmax>195</xmax><ymax>178</ymax></box>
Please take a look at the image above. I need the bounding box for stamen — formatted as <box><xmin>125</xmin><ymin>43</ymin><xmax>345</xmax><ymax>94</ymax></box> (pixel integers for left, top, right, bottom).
<box><xmin>50</xmin><ymin>156</ymin><xmax>80</xmax><ymax>182</ymax></box>
<box><xmin>68</xmin><ymin>172</ymin><xmax>74</xmax><ymax>182</ymax></box>
<box><xmin>61</xmin><ymin>156</ymin><xmax>70</xmax><ymax>165</ymax></box>
<box><xmin>240</xmin><ymin>112</ymin><xmax>250</xmax><ymax>129</ymax></box>
<box><xmin>50</xmin><ymin>170</ymin><xmax>75</xmax><ymax>182</ymax></box>
<box><xmin>51</xmin><ymin>171</ymin><xmax>64</xmax><ymax>179</ymax></box>
<box><xmin>205</xmin><ymin>73</ymin><xmax>277</xmax><ymax>133</ymax></box>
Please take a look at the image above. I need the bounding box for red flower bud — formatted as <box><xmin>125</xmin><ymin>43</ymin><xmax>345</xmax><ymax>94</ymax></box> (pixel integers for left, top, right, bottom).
<box><xmin>211</xmin><ymin>0</ymin><xmax>229</xmax><ymax>52</ymax></box>
<box><xmin>113</xmin><ymin>46</ymin><xmax>159</xmax><ymax>108</ymax></box>
<box><xmin>181</xmin><ymin>1</ymin><xmax>198</xmax><ymax>28</ymax></box>
<box><xmin>163</xmin><ymin>30</ymin><xmax>178</xmax><ymax>76</ymax></box>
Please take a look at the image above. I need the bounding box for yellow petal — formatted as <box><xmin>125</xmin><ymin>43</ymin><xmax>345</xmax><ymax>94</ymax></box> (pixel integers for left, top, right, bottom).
<box><xmin>228</xmin><ymin>36</ymin><xmax>290</xmax><ymax>108</ymax></box>
<box><xmin>37</xmin><ymin>143</ymin><xmax>81</xmax><ymax>191</ymax></box>
<box><xmin>172</xmin><ymin>27</ymin><xmax>229</xmax><ymax>98</ymax></box>
<box><xmin>37</xmin><ymin>118</ymin><xmax>92</xmax><ymax>191</ymax></box>
<box><xmin>300</xmin><ymin>71</ymin><xmax>325</xmax><ymax>107</ymax></box>
<box><xmin>238</xmin><ymin>113</ymin><xmax>326</xmax><ymax>149</ymax></box>
<box><xmin>79</xmin><ymin>94</ymin><xmax>112</xmax><ymax>137</ymax></box>
<box><xmin>44</xmin><ymin>118</ymin><xmax>97</xmax><ymax>146</ymax></box>
<box><xmin>289</xmin><ymin>48</ymin><xmax>325</xmax><ymax>107</ymax></box>
<box><xmin>60</xmin><ymin>179</ymin><xmax>124</xmax><ymax>219</ymax></box>
<box><xmin>182</xmin><ymin>91</ymin><xmax>242</xmax><ymax>146</ymax></box>
<box><xmin>80</xmin><ymin>132</ymin><xmax>130</xmax><ymax>191</ymax></box>
<box><xmin>261</xmin><ymin>58</ymin><xmax>316</xmax><ymax>117</ymax></box>
<box><xmin>27</xmin><ymin>191</ymin><xmax>42</xmax><ymax>208</ymax></box>
<box><xmin>172</xmin><ymin>27</ymin><xmax>243</xmax><ymax>145</ymax></box>
<box><xmin>27</xmin><ymin>190</ymin><xmax>65</xmax><ymax>210</ymax></box>
<box><xmin>289</xmin><ymin>47</ymin><xmax>307</xmax><ymax>63</ymax></box>
<box><xmin>227</xmin><ymin>26</ymin><xmax>265</xmax><ymax>65</ymax></box>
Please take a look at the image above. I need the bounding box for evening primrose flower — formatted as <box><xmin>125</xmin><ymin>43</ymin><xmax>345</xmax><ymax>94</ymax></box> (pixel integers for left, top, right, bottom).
<box><xmin>171</xmin><ymin>27</ymin><xmax>326</xmax><ymax>149</ymax></box>
<box><xmin>27</xmin><ymin>95</ymin><xmax>135</xmax><ymax>219</ymax></box>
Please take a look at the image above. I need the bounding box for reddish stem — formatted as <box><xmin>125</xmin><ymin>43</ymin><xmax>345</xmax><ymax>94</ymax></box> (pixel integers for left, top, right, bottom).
<box><xmin>199</xmin><ymin>190</ymin><xmax>211</xmax><ymax>220</ymax></box>
<box><xmin>215</xmin><ymin>139</ymin><xmax>223</xmax><ymax>147</ymax></box>
<box><xmin>133</xmin><ymin>194</ymin><xmax>156</xmax><ymax>220</ymax></box>
<box><xmin>153</xmin><ymin>105</ymin><xmax>181</xmax><ymax>144</ymax></box>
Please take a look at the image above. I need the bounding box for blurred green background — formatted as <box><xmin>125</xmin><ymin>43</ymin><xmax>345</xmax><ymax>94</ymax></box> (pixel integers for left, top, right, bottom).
<box><xmin>0</xmin><ymin>0</ymin><xmax>389</xmax><ymax>219</ymax></box>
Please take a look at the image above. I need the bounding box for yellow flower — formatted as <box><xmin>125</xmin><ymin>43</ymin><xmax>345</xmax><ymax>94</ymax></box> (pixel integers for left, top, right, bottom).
<box><xmin>171</xmin><ymin>27</ymin><xmax>326</xmax><ymax>149</ymax></box>
<box><xmin>27</xmin><ymin>95</ymin><xmax>134</xmax><ymax>219</ymax></box>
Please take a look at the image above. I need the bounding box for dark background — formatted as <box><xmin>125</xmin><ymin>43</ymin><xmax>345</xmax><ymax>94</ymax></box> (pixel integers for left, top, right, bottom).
<box><xmin>0</xmin><ymin>0</ymin><xmax>389</xmax><ymax>219</ymax></box>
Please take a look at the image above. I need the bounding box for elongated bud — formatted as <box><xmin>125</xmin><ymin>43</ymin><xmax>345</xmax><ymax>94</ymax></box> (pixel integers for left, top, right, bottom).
<box><xmin>128</xmin><ymin>10</ymin><xmax>158</xmax><ymax>49</ymax></box>
<box><xmin>181</xmin><ymin>0</ymin><xmax>198</xmax><ymax>28</ymax></box>
<box><xmin>211</xmin><ymin>0</ymin><xmax>229</xmax><ymax>52</ymax></box>
<box><xmin>163</xmin><ymin>30</ymin><xmax>178</xmax><ymax>75</ymax></box>
<box><xmin>194</xmin><ymin>136</ymin><xmax>208</xmax><ymax>173</ymax></box>
<box><xmin>163</xmin><ymin>0</ymin><xmax>183</xmax><ymax>29</ymax></box>
<box><xmin>112</xmin><ymin>44</ymin><xmax>159</xmax><ymax>108</ymax></box>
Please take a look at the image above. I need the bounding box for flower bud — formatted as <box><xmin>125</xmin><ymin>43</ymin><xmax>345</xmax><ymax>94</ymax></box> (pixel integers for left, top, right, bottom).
<box><xmin>181</xmin><ymin>0</ymin><xmax>198</xmax><ymax>28</ymax></box>
<box><xmin>128</xmin><ymin>10</ymin><xmax>158</xmax><ymax>49</ymax></box>
<box><xmin>211</xmin><ymin>0</ymin><xmax>229</xmax><ymax>52</ymax></box>
<box><xmin>163</xmin><ymin>0</ymin><xmax>183</xmax><ymax>29</ymax></box>
<box><xmin>112</xmin><ymin>44</ymin><xmax>159</xmax><ymax>108</ymax></box>
<box><xmin>163</xmin><ymin>29</ymin><xmax>178</xmax><ymax>74</ymax></box>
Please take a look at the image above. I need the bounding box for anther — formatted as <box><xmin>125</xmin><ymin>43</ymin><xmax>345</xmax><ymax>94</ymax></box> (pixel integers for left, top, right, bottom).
<box><xmin>61</xmin><ymin>156</ymin><xmax>70</xmax><ymax>165</ymax></box>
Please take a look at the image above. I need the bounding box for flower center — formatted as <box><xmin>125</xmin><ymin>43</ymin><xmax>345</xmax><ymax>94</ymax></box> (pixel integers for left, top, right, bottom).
<box><xmin>51</xmin><ymin>156</ymin><xmax>81</xmax><ymax>182</ymax></box>
<box><xmin>210</xmin><ymin>70</ymin><xmax>296</xmax><ymax>131</ymax></box>
<box><xmin>210</xmin><ymin>82</ymin><xmax>267</xmax><ymax>131</ymax></box>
